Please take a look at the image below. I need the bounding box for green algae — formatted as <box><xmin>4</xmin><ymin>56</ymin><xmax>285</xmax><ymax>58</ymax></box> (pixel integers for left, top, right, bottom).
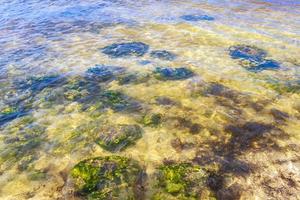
<box><xmin>154</xmin><ymin>162</ymin><xmax>209</xmax><ymax>199</ymax></box>
<box><xmin>117</xmin><ymin>73</ymin><xmax>150</xmax><ymax>85</ymax></box>
<box><xmin>0</xmin><ymin>106</ymin><xmax>18</xmax><ymax>115</ymax></box>
<box><xmin>141</xmin><ymin>113</ymin><xmax>162</xmax><ymax>127</ymax></box>
<box><xmin>100</xmin><ymin>90</ymin><xmax>141</xmax><ymax>112</ymax></box>
<box><xmin>267</xmin><ymin>79</ymin><xmax>300</xmax><ymax>94</ymax></box>
<box><xmin>0</xmin><ymin>116</ymin><xmax>45</xmax><ymax>168</ymax></box>
<box><xmin>70</xmin><ymin>156</ymin><xmax>145</xmax><ymax>200</ymax></box>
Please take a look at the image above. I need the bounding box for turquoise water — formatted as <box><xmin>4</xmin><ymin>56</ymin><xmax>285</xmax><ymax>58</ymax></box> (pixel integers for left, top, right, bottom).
<box><xmin>0</xmin><ymin>0</ymin><xmax>300</xmax><ymax>199</ymax></box>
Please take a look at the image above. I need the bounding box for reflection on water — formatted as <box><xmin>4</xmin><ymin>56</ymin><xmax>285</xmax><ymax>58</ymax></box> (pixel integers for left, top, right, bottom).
<box><xmin>0</xmin><ymin>0</ymin><xmax>300</xmax><ymax>199</ymax></box>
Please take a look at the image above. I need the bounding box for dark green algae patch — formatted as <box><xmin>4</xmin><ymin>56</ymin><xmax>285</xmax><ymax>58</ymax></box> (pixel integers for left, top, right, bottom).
<box><xmin>70</xmin><ymin>156</ymin><xmax>146</xmax><ymax>200</ymax></box>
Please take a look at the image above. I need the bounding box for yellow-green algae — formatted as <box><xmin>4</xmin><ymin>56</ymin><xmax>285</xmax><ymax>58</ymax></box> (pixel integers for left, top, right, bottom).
<box><xmin>70</xmin><ymin>156</ymin><xmax>145</xmax><ymax>200</ymax></box>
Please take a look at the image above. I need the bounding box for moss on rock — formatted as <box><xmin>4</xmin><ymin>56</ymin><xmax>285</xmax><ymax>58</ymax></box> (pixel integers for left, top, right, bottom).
<box><xmin>70</xmin><ymin>156</ymin><xmax>145</xmax><ymax>200</ymax></box>
<box><xmin>141</xmin><ymin>113</ymin><xmax>162</xmax><ymax>127</ymax></box>
<box><xmin>155</xmin><ymin>162</ymin><xmax>208</xmax><ymax>199</ymax></box>
<box><xmin>100</xmin><ymin>90</ymin><xmax>141</xmax><ymax>112</ymax></box>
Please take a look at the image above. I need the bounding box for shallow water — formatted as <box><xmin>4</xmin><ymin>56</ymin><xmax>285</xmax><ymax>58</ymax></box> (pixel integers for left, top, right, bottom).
<box><xmin>0</xmin><ymin>0</ymin><xmax>300</xmax><ymax>199</ymax></box>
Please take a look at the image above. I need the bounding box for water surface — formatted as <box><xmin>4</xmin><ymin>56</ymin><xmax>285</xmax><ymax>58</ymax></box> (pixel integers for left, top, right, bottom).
<box><xmin>0</xmin><ymin>0</ymin><xmax>300</xmax><ymax>199</ymax></box>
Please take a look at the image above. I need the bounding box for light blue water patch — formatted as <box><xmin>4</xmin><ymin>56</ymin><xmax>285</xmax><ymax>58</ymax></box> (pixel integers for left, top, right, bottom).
<box><xmin>180</xmin><ymin>14</ymin><xmax>215</xmax><ymax>21</ymax></box>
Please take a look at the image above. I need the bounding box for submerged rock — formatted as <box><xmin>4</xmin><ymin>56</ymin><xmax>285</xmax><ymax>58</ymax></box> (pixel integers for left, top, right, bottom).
<box><xmin>150</xmin><ymin>50</ymin><xmax>177</xmax><ymax>61</ymax></box>
<box><xmin>117</xmin><ymin>74</ymin><xmax>138</xmax><ymax>85</ymax></box>
<box><xmin>141</xmin><ymin>113</ymin><xmax>162</xmax><ymax>127</ymax></box>
<box><xmin>171</xmin><ymin>117</ymin><xmax>202</xmax><ymax>134</ymax></box>
<box><xmin>180</xmin><ymin>14</ymin><xmax>215</xmax><ymax>21</ymax></box>
<box><xmin>101</xmin><ymin>42</ymin><xmax>149</xmax><ymax>58</ymax></box>
<box><xmin>155</xmin><ymin>96</ymin><xmax>177</xmax><ymax>106</ymax></box>
<box><xmin>15</xmin><ymin>75</ymin><xmax>65</xmax><ymax>92</ymax></box>
<box><xmin>247</xmin><ymin>59</ymin><xmax>280</xmax><ymax>72</ymax></box>
<box><xmin>100</xmin><ymin>90</ymin><xmax>141</xmax><ymax>112</ymax></box>
<box><xmin>85</xmin><ymin>65</ymin><xmax>125</xmax><ymax>82</ymax></box>
<box><xmin>154</xmin><ymin>162</ymin><xmax>208</xmax><ymax>199</ymax></box>
<box><xmin>229</xmin><ymin>45</ymin><xmax>280</xmax><ymax>72</ymax></box>
<box><xmin>229</xmin><ymin>45</ymin><xmax>267</xmax><ymax>63</ymax></box>
<box><xmin>0</xmin><ymin>117</ymin><xmax>45</xmax><ymax>166</ymax></box>
<box><xmin>154</xmin><ymin>67</ymin><xmax>194</xmax><ymax>80</ymax></box>
<box><xmin>96</xmin><ymin>124</ymin><xmax>143</xmax><ymax>152</ymax></box>
<box><xmin>70</xmin><ymin>156</ymin><xmax>145</xmax><ymax>199</ymax></box>
<box><xmin>117</xmin><ymin>73</ymin><xmax>150</xmax><ymax>85</ymax></box>
<box><xmin>0</xmin><ymin>107</ymin><xmax>28</xmax><ymax>126</ymax></box>
<box><xmin>267</xmin><ymin>79</ymin><xmax>300</xmax><ymax>94</ymax></box>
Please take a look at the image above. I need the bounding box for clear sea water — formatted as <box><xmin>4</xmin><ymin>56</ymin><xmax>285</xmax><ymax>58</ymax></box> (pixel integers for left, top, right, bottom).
<box><xmin>0</xmin><ymin>0</ymin><xmax>300</xmax><ymax>199</ymax></box>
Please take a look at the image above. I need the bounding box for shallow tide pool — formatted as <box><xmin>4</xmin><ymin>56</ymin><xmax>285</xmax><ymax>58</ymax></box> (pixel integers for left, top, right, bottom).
<box><xmin>0</xmin><ymin>0</ymin><xmax>300</xmax><ymax>199</ymax></box>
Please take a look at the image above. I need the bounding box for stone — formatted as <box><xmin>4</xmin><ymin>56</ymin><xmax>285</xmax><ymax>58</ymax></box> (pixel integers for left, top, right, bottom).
<box><xmin>15</xmin><ymin>75</ymin><xmax>65</xmax><ymax>92</ymax></box>
<box><xmin>85</xmin><ymin>65</ymin><xmax>125</xmax><ymax>82</ymax></box>
<box><xmin>0</xmin><ymin>107</ymin><xmax>28</xmax><ymax>126</ymax></box>
<box><xmin>101</xmin><ymin>42</ymin><xmax>149</xmax><ymax>58</ymax></box>
<box><xmin>100</xmin><ymin>90</ymin><xmax>141</xmax><ymax>112</ymax></box>
<box><xmin>247</xmin><ymin>59</ymin><xmax>280</xmax><ymax>72</ymax></box>
<box><xmin>229</xmin><ymin>45</ymin><xmax>267</xmax><ymax>63</ymax></box>
<box><xmin>141</xmin><ymin>113</ymin><xmax>162</xmax><ymax>127</ymax></box>
<box><xmin>96</xmin><ymin>124</ymin><xmax>143</xmax><ymax>152</ymax></box>
<box><xmin>150</xmin><ymin>50</ymin><xmax>177</xmax><ymax>61</ymax></box>
<box><xmin>155</xmin><ymin>162</ymin><xmax>208</xmax><ymax>198</ymax></box>
<box><xmin>154</xmin><ymin>67</ymin><xmax>194</xmax><ymax>80</ymax></box>
<box><xmin>70</xmin><ymin>156</ymin><xmax>145</xmax><ymax>199</ymax></box>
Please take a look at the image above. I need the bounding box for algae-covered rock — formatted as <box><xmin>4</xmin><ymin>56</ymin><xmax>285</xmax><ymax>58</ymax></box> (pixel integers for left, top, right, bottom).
<box><xmin>229</xmin><ymin>45</ymin><xmax>267</xmax><ymax>63</ymax></box>
<box><xmin>85</xmin><ymin>65</ymin><xmax>125</xmax><ymax>82</ymax></box>
<box><xmin>101</xmin><ymin>42</ymin><xmax>149</xmax><ymax>58</ymax></box>
<box><xmin>70</xmin><ymin>156</ymin><xmax>146</xmax><ymax>199</ymax></box>
<box><xmin>229</xmin><ymin>45</ymin><xmax>280</xmax><ymax>72</ymax></box>
<box><xmin>117</xmin><ymin>73</ymin><xmax>150</xmax><ymax>85</ymax></box>
<box><xmin>180</xmin><ymin>14</ymin><xmax>215</xmax><ymax>21</ymax></box>
<box><xmin>150</xmin><ymin>50</ymin><xmax>177</xmax><ymax>61</ymax></box>
<box><xmin>96</xmin><ymin>124</ymin><xmax>143</xmax><ymax>152</ymax></box>
<box><xmin>267</xmin><ymin>79</ymin><xmax>300</xmax><ymax>94</ymax></box>
<box><xmin>0</xmin><ymin>117</ymin><xmax>45</xmax><ymax>166</ymax></box>
<box><xmin>155</xmin><ymin>162</ymin><xmax>208</xmax><ymax>199</ymax></box>
<box><xmin>15</xmin><ymin>75</ymin><xmax>65</xmax><ymax>92</ymax></box>
<box><xmin>154</xmin><ymin>67</ymin><xmax>194</xmax><ymax>80</ymax></box>
<box><xmin>0</xmin><ymin>106</ymin><xmax>28</xmax><ymax>126</ymax></box>
<box><xmin>101</xmin><ymin>90</ymin><xmax>141</xmax><ymax>112</ymax></box>
<box><xmin>141</xmin><ymin>113</ymin><xmax>162</xmax><ymax>127</ymax></box>
<box><xmin>244</xmin><ymin>59</ymin><xmax>280</xmax><ymax>72</ymax></box>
